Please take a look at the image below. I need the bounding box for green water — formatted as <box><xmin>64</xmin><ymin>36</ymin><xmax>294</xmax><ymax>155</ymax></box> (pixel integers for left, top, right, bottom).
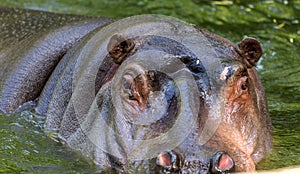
<box><xmin>0</xmin><ymin>0</ymin><xmax>299</xmax><ymax>173</ymax></box>
<box><xmin>0</xmin><ymin>112</ymin><xmax>98</xmax><ymax>173</ymax></box>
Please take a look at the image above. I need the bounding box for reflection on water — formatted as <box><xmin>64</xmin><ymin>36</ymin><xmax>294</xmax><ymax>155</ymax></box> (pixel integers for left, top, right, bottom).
<box><xmin>0</xmin><ymin>0</ymin><xmax>299</xmax><ymax>172</ymax></box>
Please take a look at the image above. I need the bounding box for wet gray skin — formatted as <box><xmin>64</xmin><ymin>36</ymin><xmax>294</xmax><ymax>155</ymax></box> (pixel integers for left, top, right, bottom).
<box><xmin>0</xmin><ymin>8</ymin><xmax>272</xmax><ymax>173</ymax></box>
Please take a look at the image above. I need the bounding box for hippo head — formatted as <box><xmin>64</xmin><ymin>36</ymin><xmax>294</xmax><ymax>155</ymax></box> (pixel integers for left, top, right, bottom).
<box><xmin>49</xmin><ymin>15</ymin><xmax>272</xmax><ymax>173</ymax></box>
<box><xmin>85</xmin><ymin>35</ymin><xmax>271</xmax><ymax>173</ymax></box>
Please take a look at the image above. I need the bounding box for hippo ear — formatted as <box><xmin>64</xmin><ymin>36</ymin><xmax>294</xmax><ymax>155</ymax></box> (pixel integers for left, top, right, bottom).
<box><xmin>107</xmin><ymin>34</ymin><xmax>135</xmax><ymax>64</ymax></box>
<box><xmin>238</xmin><ymin>37</ymin><xmax>263</xmax><ymax>68</ymax></box>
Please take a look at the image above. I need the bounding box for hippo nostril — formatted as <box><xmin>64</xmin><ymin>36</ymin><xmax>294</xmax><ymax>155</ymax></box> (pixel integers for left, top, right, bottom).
<box><xmin>211</xmin><ymin>151</ymin><xmax>234</xmax><ymax>173</ymax></box>
<box><xmin>218</xmin><ymin>153</ymin><xmax>233</xmax><ymax>170</ymax></box>
<box><xmin>157</xmin><ymin>152</ymin><xmax>172</xmax><ymax>167</ymax></box>
<box><xmin>156</xmin><ymin>151</ymin><xmax>180</xmax><ymax>172</ymax></box>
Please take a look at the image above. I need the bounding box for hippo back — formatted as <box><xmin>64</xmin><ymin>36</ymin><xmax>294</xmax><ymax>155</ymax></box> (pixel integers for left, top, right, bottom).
<box><xmin>0</xmin><ymin>7</ymin><xmax>113</xmax><ymax>113</ymax></box>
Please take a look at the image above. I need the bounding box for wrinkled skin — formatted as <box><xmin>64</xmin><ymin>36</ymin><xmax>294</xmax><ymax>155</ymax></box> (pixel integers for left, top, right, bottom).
<box><xmin>0</xmin><ymin>7</ymin><xmax>272</xmax><ymax>173</ymax></box>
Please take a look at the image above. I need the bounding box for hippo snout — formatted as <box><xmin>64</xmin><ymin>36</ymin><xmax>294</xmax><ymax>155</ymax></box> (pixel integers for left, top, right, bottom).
<box><xmin>156</xmin><ymin>151</ymin><xmax>234</xmax><ymax>173</ymax></box>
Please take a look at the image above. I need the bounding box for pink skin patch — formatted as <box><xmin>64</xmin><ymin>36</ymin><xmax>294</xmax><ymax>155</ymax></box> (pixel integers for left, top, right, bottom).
<box><xmin>218</xmin><ymin>154</ymin><xmax>233</xmax><ymax>169</ymax></box>
<box><xmin>157</xmin><ymin>152</ymin><xmax>171</xmax><ymax>167</ymax></box>
<box><xmin>220</xmin><ymin>66</ymin><xmax>230</xmax><ymax>81</ymax></box>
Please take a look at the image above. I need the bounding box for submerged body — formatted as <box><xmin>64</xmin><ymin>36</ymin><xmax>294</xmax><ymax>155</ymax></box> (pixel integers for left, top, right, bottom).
<box><xmin>0</xmin><ymin>8</ymin><xmax>272</xmax><ymax>173</ymax></box>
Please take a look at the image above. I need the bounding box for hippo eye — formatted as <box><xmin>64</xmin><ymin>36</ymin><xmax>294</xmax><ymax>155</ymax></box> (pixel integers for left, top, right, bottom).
<box><xmin>239</xmin><ymin>76</ymin><xmax>248</xmax><ymax>91</ymax></box>
<box><xmin>241</xmin><ymin>81</ymin><xmax>247</xmax><ymax>90</ymax></box>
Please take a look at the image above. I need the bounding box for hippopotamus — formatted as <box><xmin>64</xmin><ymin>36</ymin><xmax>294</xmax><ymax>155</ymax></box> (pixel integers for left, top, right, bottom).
<box><xmin>0</xmin><ymin>7</ymin><xmax>272</xmax><ymax>173</ymax></box>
